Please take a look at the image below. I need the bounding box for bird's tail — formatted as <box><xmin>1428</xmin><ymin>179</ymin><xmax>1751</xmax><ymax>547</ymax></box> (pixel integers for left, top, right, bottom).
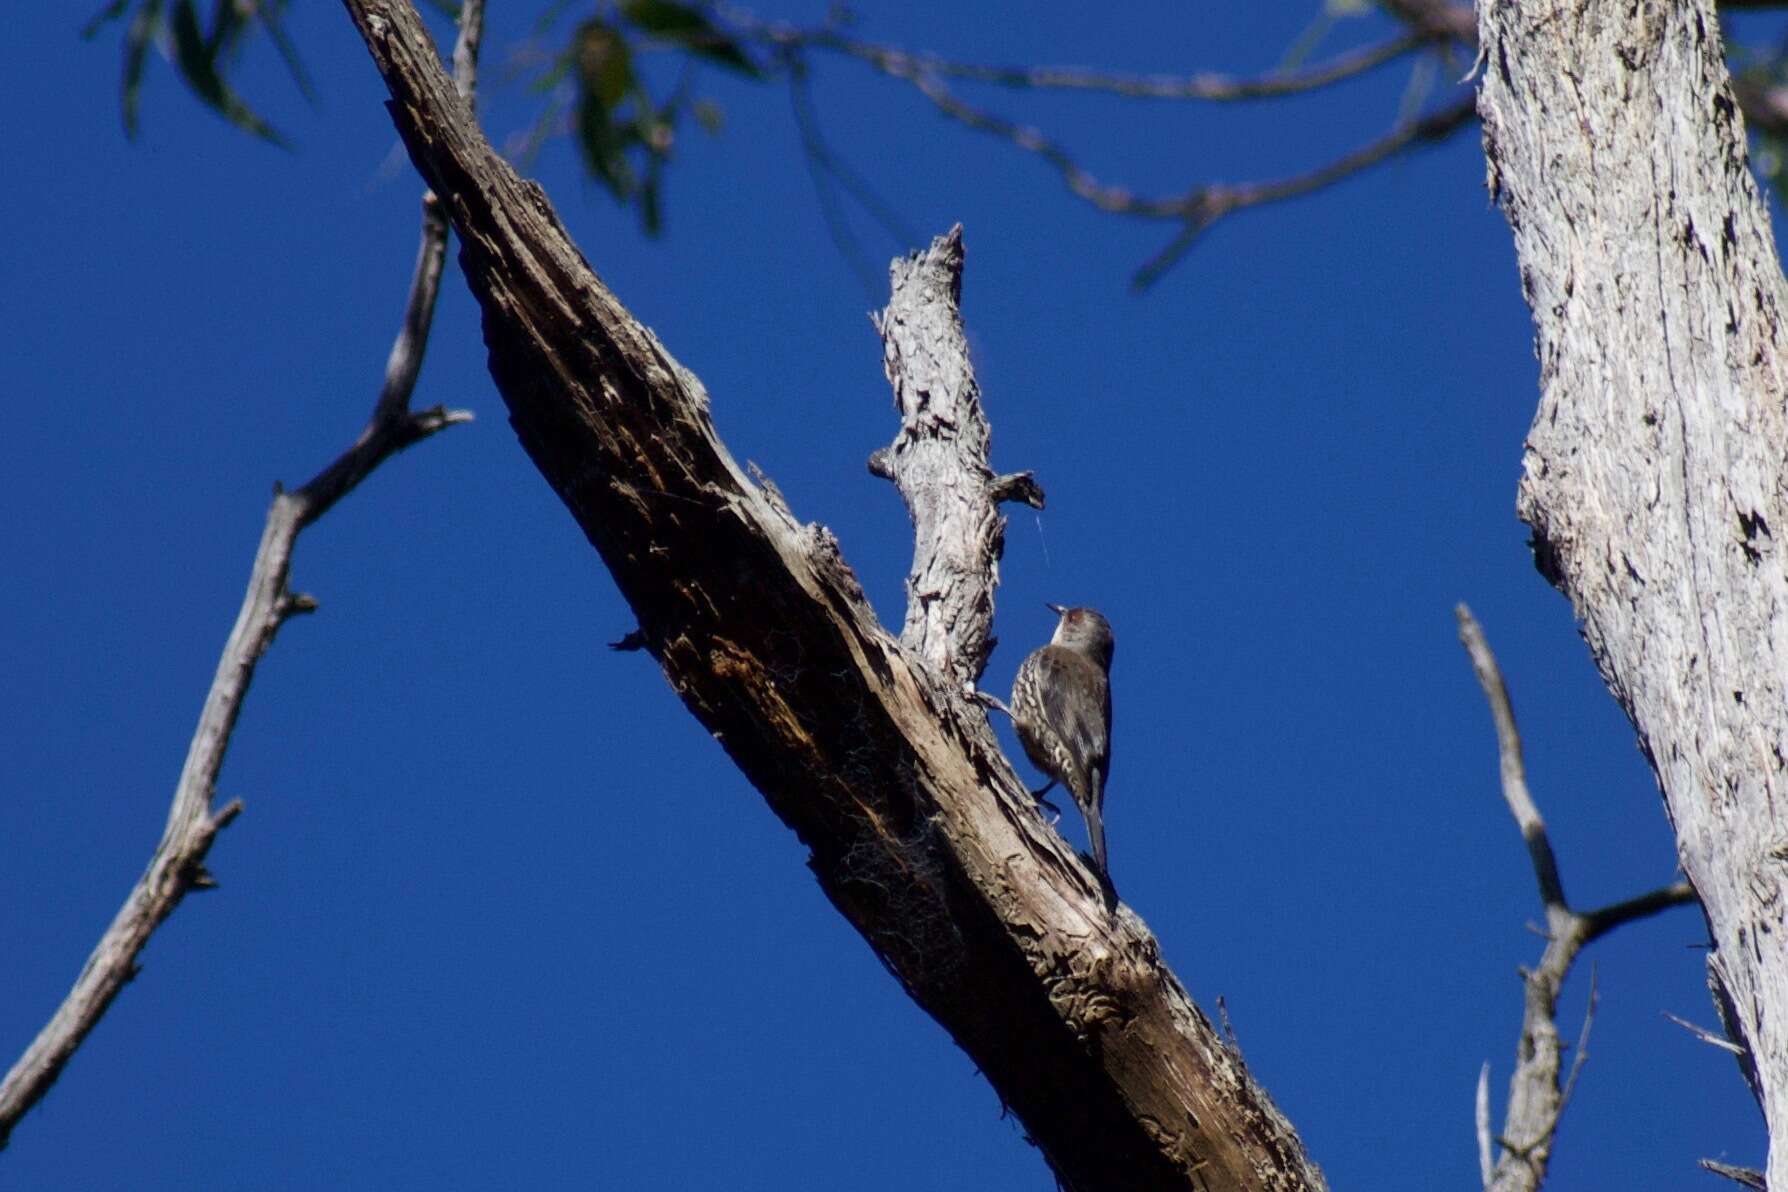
<box><xmin>1081</xmin><ymin>771</ymin><xmax>1108</xmax><ymax>882</ymax></box>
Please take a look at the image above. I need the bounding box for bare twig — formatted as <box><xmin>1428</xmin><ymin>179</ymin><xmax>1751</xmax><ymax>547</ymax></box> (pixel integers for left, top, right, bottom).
<box><xmin>738</xmin><ymin>18</ymin><xmax>1434</xmax><ymax>102</ymax></box>
<box><xmin>719</xmin><ymin>8</ymin><xmax>1480</xmax><ymax>286</ymax></box>
<box><xmin>726</xmin><ymin>2</ymin><xmax>1788</xmax><ymax>287</ymax></box>
<box><xmin>450</xmin><ymin>0</ymin><xmax>484</xmax><ymax>104</ymax></box>
<box><xmin>1664</xmin><ymin>1012</ymin><xmax>1750</xmax><ymax>1056</ymax></box>
<box><xmin>1456</xmin><ymin>601</ymin><xmax>1565</xmax><ymax>911</ymax></box>
<box><xmin>886</xmin><ymin>56</ymin><xmax>1479</xmax><ymax>237</ymax></box>
<box><xmin>902</xmin><ymin>65</ymin><xmax>1187</xmax><ymax>219</ymax></box>
<box><xmin>1476</xmin><ymin>1061</ymin><xmax>1494</xmax><ymax>1189</ymax></box>
<box><xmin>1557</xmin><ymin>967</ymin><xmax>1597</xmax><ymax>1108</ymax></box>
<box><xmin>1130</xmin><ymin>93</ymin><xmax>1476</xmax><ymax>289</ymax></box>
<box><xmin>888</xmin><ymin>61</ymin><xmax>1481</xmax><ymax>291</ymax></box>
<box><xmin>0</xmin><ymin>1</ymin><xmax>484</xmax><ymax>1149</ymax></box>
<box><xmin>1581</xmin><ymin>879</ymin><xmax>1697</xmax><ymax>942</ymax></box>
<box><xmin>1166</xmin><ymin>92</ymin><xmax>1476</xmax><ymax>218</ymax></box>
<box><xmin>1454</xmin><ymin>603</ymin><xmax>1699</xmax><ymax>1192</ymax></box>
<box><xmin>1699</xmin><ymin>1157</ymin><xmax>1767</xmax><ymax>1189</ymax></box>
<box><xmin>785</xmin><ymin>57</ymin><xmax>915</xmax><ymax>299</ymax></box>
<box><xmin>942</xmin><ymin>34</ymin><xmax>1427</xmax><ymax>100</ymax></box>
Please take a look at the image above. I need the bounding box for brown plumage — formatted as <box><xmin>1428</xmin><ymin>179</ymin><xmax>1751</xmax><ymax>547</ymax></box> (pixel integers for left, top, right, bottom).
<box><xmin>1011</xmin><ymin>604</ymin><xmax>1114</xmax><ymax>882</ymax></box>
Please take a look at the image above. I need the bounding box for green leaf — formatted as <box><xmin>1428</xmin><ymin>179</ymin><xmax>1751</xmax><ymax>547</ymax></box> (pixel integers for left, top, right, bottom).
<box><xmin>167</xmin><ymin>0</ymin><xmax>289</xmax><ymax>147</ymax></box>
<box><xmin>120</xmin><ymin>0</ymin><xmax>165</xmax><ymax>139</ymax></box>
<box><xmin>620</xmin><ymin>0</ymin><xmax>706</xmax><ymax>38</ymax></box>
<box><xmin>256</xmin><ymin>2</ymin><xmax>317</xmax><ymax>105</ymax></box>
<box><xmin>1277</xmin><ymin>11</ymin><xmax>1333</xmax><ymax>73</ymax></box>
<box><xmin>205</xmin><ymin>0</ymin><xmax>245</xmax><ymax>56</ymax></box>
<box><xmin>620</xmin><ymin>0</ymin><xmax>763</xmax><ymax>78</ymax></box>
<box><xmin>574</xmin><ymin>19</ymin><xmax>636</xmax><ymax>110</ymax></box>
<box><xmin>639</xmin><ymin>161</ymin><xmax>663</xmax><ymax>237</ymax></box>
<box><xmin>82</xmin><ymin>0</ymin><xmax>133</xmax><ymax>39</ymax></box>
<box><xmin>576</xmin><ymin>87</ymin><xmax>638</xmax><ymax>199</ymax></box>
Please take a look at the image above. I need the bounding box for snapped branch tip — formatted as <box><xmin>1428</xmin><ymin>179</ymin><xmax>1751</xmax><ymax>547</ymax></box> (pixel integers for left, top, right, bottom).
<box><xmin>415</xmin><ymin>405</ymin><xmax>476</xmax><ymax>433</ymax></box>
<box><xmin>990</xmin><ymin>471</ymin><xmax>1045</xmax><ymax>509</ymax></box>
<box><xmin>609</xmin><ymin>628</ymin><xmax>649</xmax><ymax>652</ymax></box>
<box><xmin>1662</xmin><ymin>1011</ymin><xmax>1747</xmax><ymax>1055</ymax></box>
<box><xmin>1699</xmin><ymin>1159</ymin><xmax>1766</xmax><ymax>1189</ymax></box>
<box><xmin>281</xmin><ymin>592</ymin><xmax>321</xmax><ymax>618</ymax></box>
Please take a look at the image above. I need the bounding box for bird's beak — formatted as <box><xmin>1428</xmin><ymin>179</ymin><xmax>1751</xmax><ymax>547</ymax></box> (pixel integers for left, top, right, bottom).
<box><xmin>1045</xmin><ymin>603</ymin><xmax>1066</xmax><ymax>616</ymax></box>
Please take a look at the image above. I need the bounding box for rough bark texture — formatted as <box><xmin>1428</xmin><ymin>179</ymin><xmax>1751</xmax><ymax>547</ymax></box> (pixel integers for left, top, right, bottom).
<box><xmin>869</xmin><ymin>232</ymin><xmax>1043</xmax><ymax>690</ymax></box>
<box><xmin>340</xmin><ymin>3</ymin><xmax>1327</xmax><ymax>1188</ymax></box>
<box><xmin>1479</xmin><ymin>1</ymin><xmax>1788</xmax><ymax>1181</ymax></box>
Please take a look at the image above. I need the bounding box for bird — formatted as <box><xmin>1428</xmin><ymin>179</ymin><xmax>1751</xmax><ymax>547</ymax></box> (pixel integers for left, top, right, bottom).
<box><xmin>1011</xmin><ymin>603</ymin><xmax>1114</xmax><ymax>884</ymax></box>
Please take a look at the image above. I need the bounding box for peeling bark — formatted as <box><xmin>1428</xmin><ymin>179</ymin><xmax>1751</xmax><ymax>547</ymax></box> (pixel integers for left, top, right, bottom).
<box><xmin>869</xmin><ymin>228</ymin><xmax>1043</xmax><ymax>689</ymax></box>
<box><xmin>1480</xmin><ymin>1</ymin><xmax>1788</xmax><ymax>1181</ymax></box>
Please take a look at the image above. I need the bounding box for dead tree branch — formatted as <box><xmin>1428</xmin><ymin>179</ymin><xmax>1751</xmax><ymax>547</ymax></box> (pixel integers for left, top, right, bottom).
<box><xmin>1455</xmin><ymin>605</ymin><xmax>1697</xmax><ymax>1192</ymax></box>
<box><xmin>337</xmin><ymin>2</ymin><xmax>1327</xmax><ymax>1187</ymax></box>
<box><xmin>0</xmin><ymin>1</ymin><xmax>483</xmax><ymax>1150</ymax></box>
<box><xmin>870</xmin><ymin>227</ymin><xmax>1044</xmax><ymax>688</ymax></box>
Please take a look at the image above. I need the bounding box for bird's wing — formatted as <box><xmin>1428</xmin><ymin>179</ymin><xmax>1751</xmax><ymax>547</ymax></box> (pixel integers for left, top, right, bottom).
<box><xmin>1037</xmin><ymin>647</ymin><xmax>1110</xmax><ymax>779</ymax></box>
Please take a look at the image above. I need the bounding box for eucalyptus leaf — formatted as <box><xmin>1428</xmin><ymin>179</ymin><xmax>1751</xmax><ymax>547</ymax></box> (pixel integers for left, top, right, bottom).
<box><xmin>167</xmin><ymin>0</ymin><xmax>289</xmax><ymax>146</ymax></box>
<box><xmin>574</xmin><ymin>19</ymin><xmax>636</xmax><ymax>111</ymax></box>
<box><xmin>82</xmin><ymin>0</ymin><xmax>133</xmax><ymax>39</ymax></box>
<box><xmin>576</xmin><ymin>88</ymin><xmax>638</xmax><ymax>199</ymax></box>
<box><xmin>120</xmin><ymin>0</ymin><xmax>164</xmax><ymax>138</ymax></box>
<box><xmin>620</xmin><ymin>0</ymin><xmax>763</xmax><ymax>78</ymax></box>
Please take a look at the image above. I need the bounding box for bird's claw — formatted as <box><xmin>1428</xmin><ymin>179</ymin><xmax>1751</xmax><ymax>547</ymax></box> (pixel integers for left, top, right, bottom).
<box><xmin>967</xmin><ymin>686</ymin><xmax>1014</xmax><ymax>718</ymax></box>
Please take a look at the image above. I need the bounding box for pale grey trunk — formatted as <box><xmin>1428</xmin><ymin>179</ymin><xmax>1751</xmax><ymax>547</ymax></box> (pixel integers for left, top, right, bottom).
<box><xmin>1479</xmin><ymin>1</ymin><xmax>1788</xmax><ymax>1182</ymax></box>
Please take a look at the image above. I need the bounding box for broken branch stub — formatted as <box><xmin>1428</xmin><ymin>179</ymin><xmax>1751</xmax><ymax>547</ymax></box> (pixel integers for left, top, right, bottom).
<box><xmin>871</xmin><ymin>226</ymin><xmax>1044</xmax><ymax>689</ymax></box>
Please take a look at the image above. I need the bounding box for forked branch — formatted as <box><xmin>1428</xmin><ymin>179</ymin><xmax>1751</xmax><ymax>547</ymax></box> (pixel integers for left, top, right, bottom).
<box><xmin>1455</xmin><ymin>604</ymin><xmax>1697</xmax><ymax>1192</ymax></box>
<box><xmin>0</xmin><ymin>1</ymin><xmax>483</xmax><ymax>1148</ymax></box>
<box><xmin>727</xmin><ymin>2</ymin><xmax>1788</xmax><ymax>286</ymax></box>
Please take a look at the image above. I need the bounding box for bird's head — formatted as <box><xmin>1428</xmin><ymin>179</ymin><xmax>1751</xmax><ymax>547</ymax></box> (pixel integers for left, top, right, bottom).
<box><xmin>1046</xmin><ymin>604</ymin><xmax>1115</xmax><ymax>668</ymax></box>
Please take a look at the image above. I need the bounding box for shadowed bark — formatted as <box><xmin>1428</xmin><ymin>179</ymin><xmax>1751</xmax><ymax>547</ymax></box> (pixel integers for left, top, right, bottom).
<box><xmin>338</xmin><ymin>2</ymin><xmax>1327</xmax><ymax>1188</ymax></box>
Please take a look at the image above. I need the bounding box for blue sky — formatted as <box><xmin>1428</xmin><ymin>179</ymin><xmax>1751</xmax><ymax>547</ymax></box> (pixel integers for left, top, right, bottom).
<box><xmin>2</xmin><ymin>2</ymin><xmax>1773</xmax><ymax>1188</ymax></box>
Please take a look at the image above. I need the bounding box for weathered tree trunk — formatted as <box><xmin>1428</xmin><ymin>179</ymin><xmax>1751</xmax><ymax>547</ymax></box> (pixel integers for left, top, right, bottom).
<box><xmin>1479</xmin><ymin>1</ymin><xmax>1788</xmax><ymax>1181</ymax></box>
<box><xmin>338</xmin><ymin>2</ymin><xmax>1327</xmax><ymax>1188</ymax></box>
